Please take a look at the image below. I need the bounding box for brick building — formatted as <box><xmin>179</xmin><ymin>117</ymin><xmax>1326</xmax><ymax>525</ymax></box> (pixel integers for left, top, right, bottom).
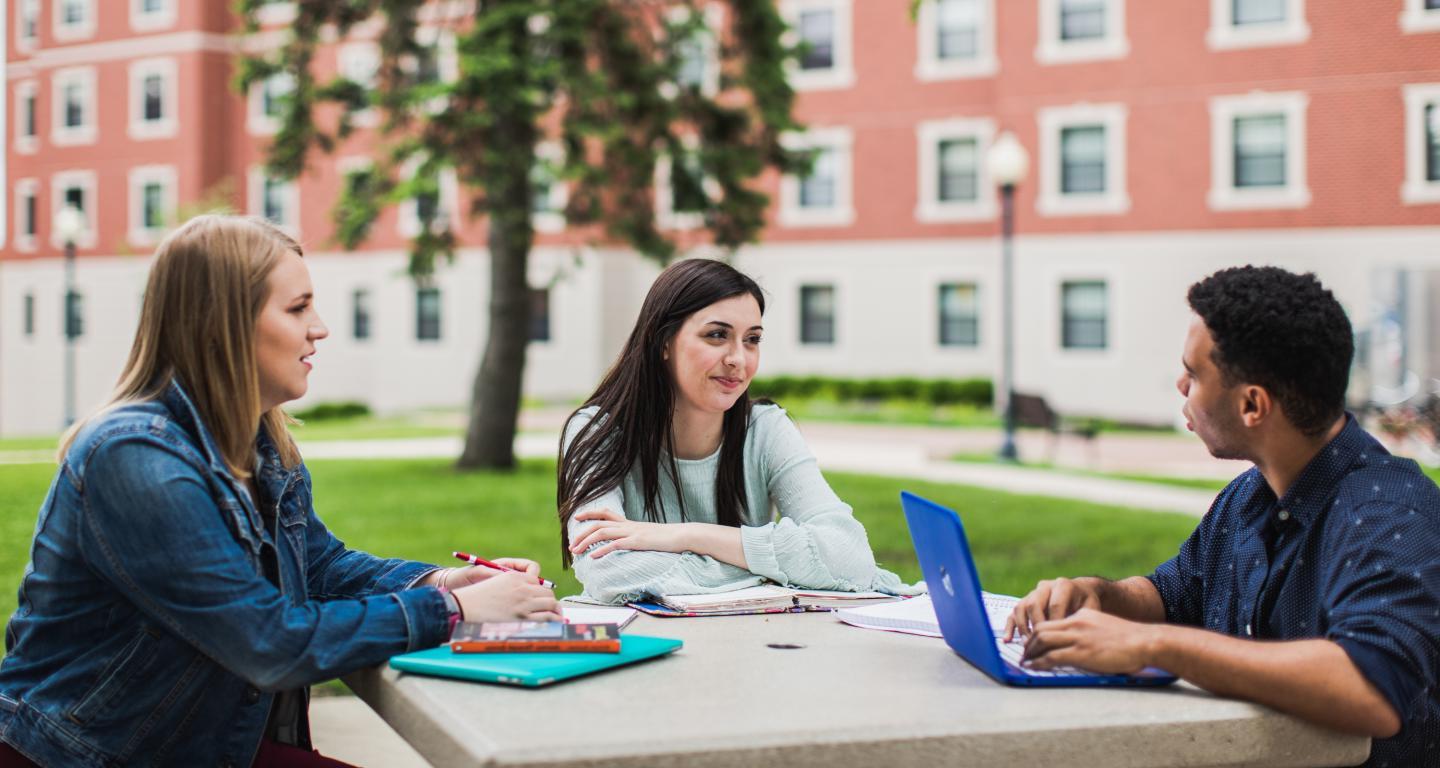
<box><xmin>2</xmin><ymin>0</ymin><xmax>1439</xmax><ymax>435</ymax></box>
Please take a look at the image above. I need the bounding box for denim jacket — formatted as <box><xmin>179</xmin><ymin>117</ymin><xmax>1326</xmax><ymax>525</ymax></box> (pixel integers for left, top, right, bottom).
<box><xmin>0</xmin><ymin>382</ymin><xmax>450</xmax><ymax>767</ymax></box>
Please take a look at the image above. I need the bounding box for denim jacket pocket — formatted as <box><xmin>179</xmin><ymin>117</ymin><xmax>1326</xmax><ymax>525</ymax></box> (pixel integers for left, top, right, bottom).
<box><xmin>67</xmin><ymin>626</ymin><xmax>161</xmax><ymax>726</ymax></box>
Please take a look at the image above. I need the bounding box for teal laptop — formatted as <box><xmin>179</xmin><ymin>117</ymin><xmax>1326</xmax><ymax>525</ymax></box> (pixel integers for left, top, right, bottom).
<box><xmin>389</xmin><ymin>635</ymin><xmax>683</xmax><ymax>688</ymax></box>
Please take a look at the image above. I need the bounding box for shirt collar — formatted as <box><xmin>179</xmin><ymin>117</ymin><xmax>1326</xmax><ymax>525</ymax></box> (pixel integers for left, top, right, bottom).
<box><xmin>1273</xmin><ymin>413</ymin><xmax>1377</xmax><ymax>527</ymax></box>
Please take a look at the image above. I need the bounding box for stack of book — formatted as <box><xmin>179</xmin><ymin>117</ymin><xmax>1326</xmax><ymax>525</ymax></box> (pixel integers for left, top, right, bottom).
<box><xmin>450</xmin><ymin>621</ymin><xmax>624</xmax><ymax>654</ymax></box>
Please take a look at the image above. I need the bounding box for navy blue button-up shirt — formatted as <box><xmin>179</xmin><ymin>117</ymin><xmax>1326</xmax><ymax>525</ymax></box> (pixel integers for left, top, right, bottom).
<box><xmin>1148</xmin><ymin>415</ymin><xmax>1440</xmax><ymax>767</ymax></box>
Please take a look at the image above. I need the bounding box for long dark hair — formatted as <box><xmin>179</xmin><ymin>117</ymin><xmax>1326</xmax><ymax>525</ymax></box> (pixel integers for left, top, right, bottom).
<box><xmin>557</xmin><ymin>259</ymin><xmax>766</xmax><ymax>567</ymax></box>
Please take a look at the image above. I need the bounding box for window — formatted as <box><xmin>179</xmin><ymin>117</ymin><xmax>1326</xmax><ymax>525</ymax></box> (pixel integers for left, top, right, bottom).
<box><xmin>51</xmin><ymin>67</ymin><xmax>97</xmax><ymax>146</ymax></box>
<box><xmin>337</xmin><ymin>43</ymin><xmax>380</xmax><ymax>126</ymax></box>
<box><xmin>51</xmin><ymin>170</ymin><xmax>97</xmax><ymax>248</ymax></box>
<box><xmin>916</xmin><ymin>0</ymin><xmax>996</xmax><ymax>81</ymax></box>
<box><xmin>799</xmin><ymin>285</ymin><xmax>836</xmax><ymax>345</ymax></box>
<box><xmin>780</xmin><ymin>127</ymin><xmax>855</xmax><ymax>227</ymax></box>
<box><xmin>529</xmin><ymin>287</ymin><xmax>551</xmax><ymax>342</ymax></box>
<box><xmin>782</xmin><ymin>0</ymin><xmax>854</xmax><ymax>91</ymax></box>
<box><xmin>249</xmin><ymin>167</ymin><xmax>299</xmax><ymax>232</ymax></box>
<box><xmin>1036</xmin><ymin>0</ymin><xmax>1128</xmax><ymax>64</ymax></box>
<box><xmin>247</xmin><ymin>72</ymin><xmax>295</xmax><ymax>136</ymax></box>
<box><xmin>15</xmin><ymin>81</ymin><xmax>38</xmax><ymax>154</ymax></box>
<box><xmin>404</xmin><ymin>28</ymin><xmax>459</xmax><ymax>112</ymax></box>
<box><xmin>656</xmin><ymin>148</ymin><xmax>713</xmax><ymax>230</ymax></box>
<box><xmin>23</xmin><ymin>294</ymin><xmax>35</xmax><ymax>338</ymax></box>
<box><xmin>17</xmin><ymin>0</ymin><xmax>39</xmax><ymax>50</ymax></box>
<box><xmin>54</xmin><ymin>0</ymin><xmax>96</xmax><ymax>41</ymax></box>
<box><xmin>1061</xmin><ymin>281</ymin><xmax>1107</xmax><ymax>350</ymax></box>
<box><xmin>1208</xmin><ymin>0</ymin><xmax>1308</xmax><ymax>49</ymax></box>
<box><xmin>398</xmin><ymin>165</ymin><xmax>458</xmax><ymax>238</ymax></box>
<box><xmin>668</xmin><ymin>5</ymin><xmax>723</xmax><ymax>96</ymax></box>
<box><xmin>1402</xmin><ymin>84</ymin><xmax>1440</xmax><ymax>204</ymax></box>
<box><xmin>938</xmin><ymin>283</ymin><xmax>979</xmax><ymax>347</ymax></box>
<box><xmin>1208</xmin><ymin>91</ymin><xmax>1309</xmax><ymax>210</ymax></box>
<box><xmin>15</xmin><ymin>180</ymin><xmax>39</xmax><ymax>251</ymax></box>
<box><xmin>353</xmin><ymin>289</ymin><xmax>372</xmax><ymax>341</ymax></box>
<box><xmin>1401</xmin><ymin>0</ymin><xmax>1440</xmax><ymax>33</ymax></box>
<box><xmin>1037</xmin><ymin>103</ymin><xmax>1129</xmax><ymax>216</ymax></box>
<box><xmin>64</xmin><ymin>290</ymin><xmax>84</xmax><ymax>340</ymax></box>
<box><xmin>128</xmin><ymin>165</ymin><xmax>177</xmax><ymax>246</ymax></box>
<box><xmin>416</xmin><ymin>287</ymin><xmax>442</xmax><ymax>341</ymax></box>
<box><xmin>532</xmin><ymin>142</ymin><xmax>568</xmax><ymax>233</ymax></box>
<box><xmin>256</xmin><ymin>0</ymin><xmax>298</xmax><ymax>25</ymax></box>
<box><xmin>131</xmin><ymin>0</ymin><xmax>176</xmax><ymax>31</ymax></box>
<box><xmin>129</xmin><ymin>59</ymin><xmax>178</xmax><ymax>140</ymax></box>
<box><xmin>916</xmin><ymin>117</ymin><xmax>996</xmax><ymax>222</ymax></box>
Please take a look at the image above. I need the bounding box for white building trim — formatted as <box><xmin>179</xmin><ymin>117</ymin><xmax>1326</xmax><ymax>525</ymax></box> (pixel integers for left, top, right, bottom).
<box><xmin>532</xmin><ymin>141</ymin><xmax>568</xmax><ymax>234</ymax></box>
<box><xmin>1402</xmin><ymin>83</ymin><xmax>1440</xmax><ymax>205</ymax></box>
<box><xmin>7</xmin><ymin>32</ymin><xmax>236</xmax><ymax>76</ymax></box>
<box><xmin>336</xmin><ymin>41</ymin><xmax>381</xmax><ymax>128</ymax></box>
<box><xmin>914</xmin><ymin>0</ymin><xmax>998</xmax><ymax>81</ymax></box>
<box><xmin>1400</xmin><ymin>0</ymin><xmax>1440</xmax><ymax>33</ymax></box>
<box><xmin>779</xmin><ymin>127</ymin><xmax>856</xmax><ymax>228</ymax></box>
<box><xmin>1036</xmin><ymin>0</ymin><xmax>1129</xmax><ymax>65</ymax></box>
<box><xmin>247</xmin><ymin>165</ymin><xmax>300</xmax><ymax>236</ymax></box>
<box><xmin>14</xmin><ymin>80</ymin><xmax>39</xmax><ymax>155</ymax></box>
<box><xmin>1037</xmin><ymin>102</ymin><xmax>1130</xmax><ymax>217</ymax></box>
<box><xmin>52</xmin><ymin>0</ymin><xmax>97</xmax><ymax>43</ymax></box>
<box><xmin>14</xmin><ymin>179</ymin><xmax>39</xmax><ymax>252</ymax></box>
<box><xmin>664</xmin><ymin>3</ymin><xmax>725</xmax><ymax>98</ymax></box>
<box><xmin>781</xmin><ymin>0</ymin><xmax>855</xmax><ymax>91</ymax></box>
<box><xmin>50</xmin><ymin>66</ymin><xmax>97</xmax><ymax>147</ymax></box>
<box><xmin>50</xmin><ymin>169</ymin><xmax>98</xmax><ymax>249</ymax></box>
<box><xmin>1207</xmin><ymin>0</ymin><xmax>1309</xmax><ymax>50</ymax></box>
<box><xmin>256</xmin><ymin>1</ymin><xmax>298</xmax><ymax>26</ymax></box>
<box><xmin>130</xmin><ymin>0</ymin><xmax>177</xmax><ymax>32</ymax></box>
<box><xmin>127</xmin><ymin>57</ymin><xmax>179</xmax><ymax>141</ymax></box>
<box><xmin>1207</xmin><ymin>90</ymin><xmax>1310</xmax><ymax>211</ymax></box>
<box><xmin>127</xmin><ymin>165</ymin><xmax>178</xmax><ymax>248</ymax></box>
<box><xmin>915</xmin><ymin>117</ymin><xmax>997</xmax><ymax>223</ymax></box>
<box><xmin>247</xmin><ymin>72</ymin><xmax>294</xmax><ymax>136</ymax></box>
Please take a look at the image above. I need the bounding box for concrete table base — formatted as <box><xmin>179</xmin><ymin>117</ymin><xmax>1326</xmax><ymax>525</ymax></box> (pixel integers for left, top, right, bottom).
<box><xmin>344</xmin><ymin>611</ymin><xmax>1369</xmax><ymax>768</ymax></box>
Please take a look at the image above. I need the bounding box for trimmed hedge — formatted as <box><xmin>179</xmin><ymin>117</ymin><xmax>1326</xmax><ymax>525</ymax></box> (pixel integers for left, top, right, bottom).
<box><xmin>749</xmin><ymin>376</ymin><xmax>993</xmax><ymax>407</ymax></box>
<box><xmin>290</xmin><ymin>401</ymin><xmax>373</xmax><ymax>421</ymax></box>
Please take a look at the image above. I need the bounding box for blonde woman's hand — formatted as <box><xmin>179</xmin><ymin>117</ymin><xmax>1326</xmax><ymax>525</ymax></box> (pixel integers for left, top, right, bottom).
<box><xmin>452</xmin><ymin>572</ymin><xmax>561</xmax><ymax>622</ymax></box>
<box><xmin>434</xmin><ymin>558</ymin><xmax>544</xmax><ymax>591</ymax></box>
<box><xmin>568</xmin><ymin>508</ymin><xmax>694</xmax><ymax>558</ymax></box>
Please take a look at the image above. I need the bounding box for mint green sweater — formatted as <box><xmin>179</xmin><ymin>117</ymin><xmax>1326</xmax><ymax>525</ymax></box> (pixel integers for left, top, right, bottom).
<box><xmin>563</xmin><ymin>404</ymin><xmax>922</xmax><ymax>604</ymax></box>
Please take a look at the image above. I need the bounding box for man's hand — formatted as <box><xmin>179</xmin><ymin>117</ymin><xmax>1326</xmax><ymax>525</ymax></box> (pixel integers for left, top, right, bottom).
<box><xmin>568</xmin><ymin>508</ymin><xmax>695</xmax><ymax>558</ymax></box>
<box><xmin>1020</xmin><ymin>608</ymin><xmax>1162</xmax><ymax>675</ymax></box>
<box><xmin>452</xmin><ymin>572</ymin><xmax>561</xmax><ymax>623</ymax></box>
<box><xmin>423</xmin><ymin>558</ymin><xmax>544</xmax><ymax>590</ymax></box>
<box><xmin>1004</xmin><ymin>577</ymin><xmax>1104</xmax><ymax>641</ymax></box>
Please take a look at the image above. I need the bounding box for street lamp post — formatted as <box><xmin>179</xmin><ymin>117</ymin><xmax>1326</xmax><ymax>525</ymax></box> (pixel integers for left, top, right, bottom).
<box><xmin>54</xmin><ymin>204</ymin><xmax>85</xmax><ymax>428</ymax></box>
<box><xmin>985</xmin><ymin>132</ymin><xmax>1030</xmax><ymax>462</ymax></box>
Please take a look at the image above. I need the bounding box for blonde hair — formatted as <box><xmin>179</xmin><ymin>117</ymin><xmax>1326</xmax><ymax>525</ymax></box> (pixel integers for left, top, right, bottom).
<box><xmin>60</xmin><ymin>215</ymin><xmax>304</xmax><ymax>477</ymax></box>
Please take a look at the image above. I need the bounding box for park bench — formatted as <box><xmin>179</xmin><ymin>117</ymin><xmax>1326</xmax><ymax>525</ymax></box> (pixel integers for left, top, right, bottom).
<box><xmin>1010</xmin><ymin>392</ymin><xmax>1101</xmax><ymax>464</ymax></box>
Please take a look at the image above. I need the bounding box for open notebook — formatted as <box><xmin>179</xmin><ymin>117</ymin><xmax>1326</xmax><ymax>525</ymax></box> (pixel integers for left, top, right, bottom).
<box><xmin>635</xmin><ymin>584</ymin><xmax>900</xmax><ymax>617</ymax></box>
<box><xmin>835</xmin><ymin>593</ymin><xmax>1017</xmax><ymax>637</ymax></box>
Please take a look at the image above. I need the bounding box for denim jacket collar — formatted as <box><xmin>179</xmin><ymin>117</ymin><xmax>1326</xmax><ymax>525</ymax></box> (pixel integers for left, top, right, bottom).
<box><xmin>159</xmin><ymin>379</ymin><xmax>236</xmax><ymax>480</ymax></box>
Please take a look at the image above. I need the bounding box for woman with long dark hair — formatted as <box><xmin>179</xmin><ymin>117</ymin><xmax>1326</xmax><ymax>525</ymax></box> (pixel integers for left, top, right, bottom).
<box><xmin>558</xmin><ymin>259</ymin><xmax>917</xmax><ymax>603</ymax></box>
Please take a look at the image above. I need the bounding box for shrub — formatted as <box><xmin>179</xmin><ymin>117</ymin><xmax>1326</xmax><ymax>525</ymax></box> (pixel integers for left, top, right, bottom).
<box><xmin>291</xmin><ymin>401</ymin><xmax>372</xmax><ymax>421</ymax></box>
<box><xmin>749</xmin><ymin>376</ymin><xmax>994</xmax><ymax>406</ymax></box>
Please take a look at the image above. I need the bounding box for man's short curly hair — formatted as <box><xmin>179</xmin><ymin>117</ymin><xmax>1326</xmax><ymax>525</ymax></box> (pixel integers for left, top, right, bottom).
<box><xmin>1187</xmin><ymin>266</ymin><xmax>1353</xmax><ymax>437</ymax></box>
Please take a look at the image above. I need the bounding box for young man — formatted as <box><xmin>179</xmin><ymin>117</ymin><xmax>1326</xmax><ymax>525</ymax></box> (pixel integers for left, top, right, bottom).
<box><xmin>1004</xmin><ymin>266</ymin><xmax>1439</xmax><ymax>766</ymax></box>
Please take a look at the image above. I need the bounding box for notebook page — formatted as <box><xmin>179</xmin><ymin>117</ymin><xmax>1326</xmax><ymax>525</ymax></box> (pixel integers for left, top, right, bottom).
<box><xmin>560</xmin><ymin>606</ymin><xmax>639</xmax><ymax>629</ymax></box>
<box><xmin>837</xmin><ymin>592</ymin><xmax>1021</xmax><ymax>638</ymax></box>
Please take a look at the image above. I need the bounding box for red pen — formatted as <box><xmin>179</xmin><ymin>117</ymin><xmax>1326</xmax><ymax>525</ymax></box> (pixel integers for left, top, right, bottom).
<box><xmin>452</xmin><ymin>551</ymin><xmax>555</xmax><ymax>589</ymax></box>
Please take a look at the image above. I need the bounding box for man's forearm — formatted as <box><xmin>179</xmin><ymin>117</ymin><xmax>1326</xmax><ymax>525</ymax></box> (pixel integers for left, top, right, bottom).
<box><xmin>1149</xmin><ymin>626</ymin><xmax>1400</xmax><ymax>738</ymax></box>
<box><xmin>1087</xmin><ymin>576</ymin><xmax>1166</xmax><ymax>623</ymax></box>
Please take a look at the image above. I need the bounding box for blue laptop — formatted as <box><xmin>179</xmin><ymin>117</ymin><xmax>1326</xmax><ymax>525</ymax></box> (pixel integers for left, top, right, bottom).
<box><xmin>901</xmin><ymin>491</ymin><xmax>1176</xmax><ymax>688</ymax></box>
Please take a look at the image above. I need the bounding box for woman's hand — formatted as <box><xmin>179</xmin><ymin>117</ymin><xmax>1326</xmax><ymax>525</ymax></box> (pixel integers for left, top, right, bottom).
<box><xmin>568</xmin><ymin>508</ymin><xmax>695</xmax><ymax>558</ymax></box>
<box><xmin>452</xmin><ymin>572</ymin><xmax>561</xmax><ymax>622</ymax></box>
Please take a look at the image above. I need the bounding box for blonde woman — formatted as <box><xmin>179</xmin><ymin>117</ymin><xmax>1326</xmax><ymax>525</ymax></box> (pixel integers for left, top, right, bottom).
<box><xmin>0</xmin><ymin>216</ymin><xmax>559</xmax><ymax>768</ymax></box>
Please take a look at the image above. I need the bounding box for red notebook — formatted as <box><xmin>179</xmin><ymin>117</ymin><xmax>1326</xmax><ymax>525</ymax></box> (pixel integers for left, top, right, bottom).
<box><xmin>449</xmin><ymin>621</ymin><xmax>622</xmax><ymax>653</ymax></box>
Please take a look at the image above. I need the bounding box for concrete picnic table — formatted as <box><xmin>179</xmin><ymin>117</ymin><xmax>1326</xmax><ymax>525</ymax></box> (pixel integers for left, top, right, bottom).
<box><xmin>343</xmin><ymin>610</ymin><xmax>1371</xmax><ymax>768</ymax></box>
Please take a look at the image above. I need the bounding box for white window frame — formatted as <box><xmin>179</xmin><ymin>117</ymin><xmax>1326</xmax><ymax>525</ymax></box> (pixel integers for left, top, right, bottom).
<box><xmin>51</xmin><ymin>170</ymin><xmax>98</xmax><ymax>249</ymax></box>
<box><xmin>127</xmin><ymin>165</ymin><xmax>178</xmax><ymax>248</ymax></box>
<box><xmin>53</xmin><ymin>0</ymin><xmax>97</xmax><ymax>42</ymax></box>
<box><xmin>915</xmin><ymin>117</ymin><xmax>997</xmax><ymax>222</ymax></box>
<box><xmin>15</xmin><ymin>81</ymin><xmax>39</xmax><ymax>155</ymax></box>
<box><xmin>1054</xmin><ymin>275</ymin><xmax>1117</xmax><ymax>356</ymax></box>
<box><xmin>14</xmin><ymin>179</ymin><xmax>39</xmax><ymax>252</ymax></box>
<box><xmin>781</xmin><ymin>0</ymin><xmax>855</xmax><ymax>92</ymax></box>
<box><xmin>410</xmin><ymin>27</ymin><xmax>460</xmax><ymax>114</ymax></box>
<box><xmin>1208</xmin><ymin>91</ymin><xmax>1310</xmax><ymax>211</ymax></box>
<box><xmin>933</xmin><ymin>279</ymin><xmax>984</xmax><ymax>350</ymax></box>
<box><xmin>128</xmin><ymin>58</ymin><xmax>179</xmax><ymax>141</ymax></box>
<box><xmin>1037</xmin><ymin>102</ymin><xmax>1130</xmax><ymax>216</ymax></box>
<box><xmin>655</xmin><ymin>140</ymin><xmax>721</xmax><ymax>231</ymax></box>
<box><xmin>256</xmin><ymin>1</ymin><xmax>298</xmax><ymax>26</ymax></box>
<box><xmin>130</xmin><ymin>0</ymin><xmax>176</xmax><ymax>31</ymax></box>
<box><xmin>246</xmin><ymin>72</ymin><xmax>294</xmax><ymax>137</ymax></box>
<box><xmin>336</xmin><ymin>42</ymin><xmax>381</xmax><ymax>128</ymax></box>
<box><xmin>1401</xmin><ymin>0</ymin><xmax>1440</xmax><ymax>33</ymax></box>
<box><xmin>1036</xmin><ymin>0</ymin><xmax>1129</xmax><ymax>65</ymax></box>
<box><xmin>1402</xmin><ymin>83</ymin><xmax>1440</xmax><ymax>205</ymax></box>
<box><xmin>665</xmin><ymin>3</ymin><xmax>725</xmax><ymax>98</ymax></box>
<box><xmin>397</xmin><ymin>162</ymin><xmax>460</xmax><ymax>238</ymax></box>
<box><xmin>51</xmin><ymin>66</ymin><xmax>98</xmax><ymax>146</ymax></box>
<box><xmin>1207</xmin><ymin>0</ymin><xmax>1309</xmax><ymax>50</ymax></box>
<box><xmin>914</xmin><ymin>0</ymin><xmax>998</xmax><ymax>81</ymax></box>
<box><xmin>779</xmin><ymin>126</ymin><xmax>856</xmax><ymax>228</ymax></box>
<box><xmin>247</xmin><ymin>166</ymin><xmax>300</xmax><ymax>235</ymax></box>
<box><xmin>532</xmin><ymin>141</ymin><xmax>568</xmax><ymax>234</ymax></box>
<box><xmin>16</xmin><ymin>0</ymin><xmax>40</xmax><ymax>53</ymax></box>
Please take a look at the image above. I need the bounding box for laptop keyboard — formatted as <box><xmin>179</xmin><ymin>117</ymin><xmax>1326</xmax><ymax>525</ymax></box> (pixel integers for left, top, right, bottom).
<box><xmin>995</xmin><ymin>638</ymin><xmax>1093</xmax><ymax>678</ymax></box>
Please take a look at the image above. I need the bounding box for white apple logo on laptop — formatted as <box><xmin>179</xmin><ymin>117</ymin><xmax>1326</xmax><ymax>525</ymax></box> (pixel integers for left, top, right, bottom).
<box><xmin>939</xmin><ymin>565</ymin><xmax>955</xmax><ymax>597</ymax></box>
